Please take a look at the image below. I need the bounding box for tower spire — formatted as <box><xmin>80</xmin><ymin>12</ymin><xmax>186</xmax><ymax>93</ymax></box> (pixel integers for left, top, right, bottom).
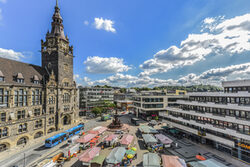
<box><xmin>48</xmin><ymin>0</ymin><xmax>66</xmax><ymax>39</ymax></box>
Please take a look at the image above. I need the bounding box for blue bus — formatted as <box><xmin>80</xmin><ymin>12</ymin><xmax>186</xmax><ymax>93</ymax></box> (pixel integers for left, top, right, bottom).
<box><xmin>45</xmin><ymin>124</ymin><xmax>84</xmax><ymax>148</ymax></box>
<box><xmin>45</xmin><ymin>132</ymin><xmax>67</xmax><ymax>148</ymax></box>
<box><xmin>65</xmin><ymin>124</ymin><xmax>84</xmax><ymax>138</ymax></box>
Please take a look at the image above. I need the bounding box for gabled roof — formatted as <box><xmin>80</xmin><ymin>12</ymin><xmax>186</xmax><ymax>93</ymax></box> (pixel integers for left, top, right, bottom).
<box><xmin>0</xmin><ymin>57</ymin><xmax>46</xmax><ymax>86</ymax></box>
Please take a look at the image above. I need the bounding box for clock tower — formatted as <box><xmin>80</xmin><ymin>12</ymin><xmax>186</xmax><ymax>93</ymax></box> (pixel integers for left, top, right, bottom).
<box><xmin>41</xmin><ymin>0</ymin><xmax>79</xmax><ymax>130</ymax></box>
<box><xmin>41</xmin><ymin>0</ymin><xmax>74</xmax><ymax>86</ymax></box>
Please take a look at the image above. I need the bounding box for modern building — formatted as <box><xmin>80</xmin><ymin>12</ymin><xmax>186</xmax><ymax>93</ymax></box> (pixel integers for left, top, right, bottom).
<box><xmin>114</xmin><ymin>89</ymin><xmax>136</xmax><ymax>111</ymax></box>
<box><xmin>78</xmin><ymin>86</ymin><xmax>114</xmax><ymax>116</ymax></box>
<box><xmin>132</xmin><ymin>90</ymin><xmax>187</xmax><ymax>120</ymax></box>
<box><xmin>160</xmin><ymin>80</ymin><xmax>250</xmax><ymax>163</ymax></box>
<box><xmin>0</xmin><ymin>2</ymin><xmax>79</xmax><ymax>152</ymax></box>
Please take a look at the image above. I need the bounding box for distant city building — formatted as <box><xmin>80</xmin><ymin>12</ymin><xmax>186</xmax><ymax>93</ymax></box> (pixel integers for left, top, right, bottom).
<box><xmin>160</xmin><ymin>80</ymin><xmax>250</xmax><ymax>163</ymax></box>
<box><xmin>78</xmin><ymin>86</ymin><xmax>114</xmax><ymax>116</ymax></box>
<box><xmin>132</xmin><ymin>90</ymin><xmax>187</xmax><ymax>120</ymax></box>
<box><xmin>114</xmin><ymin>89</ymin><xmax>136</xmax><ymax>111</ymax></box>
<box><xmin>0</xmin><ymin>2</ymin><xmax>79</xmax><ymax>152</ymax></box>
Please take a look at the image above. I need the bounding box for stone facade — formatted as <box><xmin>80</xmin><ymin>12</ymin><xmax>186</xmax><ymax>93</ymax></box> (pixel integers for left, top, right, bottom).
<box><xmin>0</xmin><ymin>2</ymin><xmax>79</xmax><ymax>152</ymax></box>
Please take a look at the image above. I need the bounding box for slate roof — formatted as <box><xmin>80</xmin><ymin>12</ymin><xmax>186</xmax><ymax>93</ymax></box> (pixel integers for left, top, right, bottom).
<box><xmin>0</xmin><ymin>57</ymin><xmax>46</xmax><ymax>86</ymax></box>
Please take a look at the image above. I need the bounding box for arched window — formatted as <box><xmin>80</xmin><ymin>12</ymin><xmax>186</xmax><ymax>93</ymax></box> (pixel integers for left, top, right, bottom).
<box><xmin>0</xmin><ymin>144</ymin><xmax>8</xmax><ymax>152</ymax></box>
<box><xmin>17</xmin><ymin>137</ymin><xmax>28</xmax><ymax>146</ymax></box>
<box><xmin>48</xmin><ymin>128</ymin><xmax>55</xmax><ymax>134</ymax></box>
<box><xmin>34</xmin><ymin>132</ymin><xmax>43</xmax><ymax>139</ymax></box>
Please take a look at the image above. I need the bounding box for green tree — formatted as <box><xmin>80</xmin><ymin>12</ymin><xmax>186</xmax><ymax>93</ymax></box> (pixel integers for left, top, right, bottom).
<box><xmin>91</xmin><ymin>107</ymin><xmax>103</xmax><ymax>116</ymax></box>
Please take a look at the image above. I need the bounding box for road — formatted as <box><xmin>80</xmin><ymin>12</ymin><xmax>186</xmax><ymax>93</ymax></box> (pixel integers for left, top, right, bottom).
<box><xmin>0</xmin><ymin>118</ymin><xmax>102</xmax><ymax>167</ymax></box>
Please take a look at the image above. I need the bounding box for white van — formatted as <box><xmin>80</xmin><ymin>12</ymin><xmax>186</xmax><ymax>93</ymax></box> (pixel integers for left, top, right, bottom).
<box><xmin>68</xmin><ymin>135</ymin><xmax>79</xmax><ymax>145</ymax></box>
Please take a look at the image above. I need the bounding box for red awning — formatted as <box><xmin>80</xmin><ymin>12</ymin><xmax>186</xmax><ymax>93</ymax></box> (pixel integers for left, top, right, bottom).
<box><xmin>77</xmin><ymin>134</ymin><xmax>97</xmax><ymax>144</ymax></box>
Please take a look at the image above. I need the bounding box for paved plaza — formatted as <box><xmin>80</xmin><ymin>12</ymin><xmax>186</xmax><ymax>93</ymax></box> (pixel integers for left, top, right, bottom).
<box><xmin>0</xmin><ymin>114</ymin><xmax>248</xmax><ymax>167</ymax></box>
<box><xmin>64</xmin><ymin>114</ymin><xmax>248</xmax><ymax>167</ymax></box>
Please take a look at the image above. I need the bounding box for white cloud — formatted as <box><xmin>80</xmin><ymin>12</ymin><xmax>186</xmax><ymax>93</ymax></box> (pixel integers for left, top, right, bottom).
<box><xmin>0</xmin><ymin>48</ymin><xmax>25</xmax><ymax>60</ymax></box>
<box><xmin>84</xmin><ymin>21</ymin><xmax>89</xmax><ymax>26</ymax></box>
<box><xmin>177</xmin><ymin>63</ymin><xmax>250</xmax><ymax>85</ymax></box>
<box><xmin>83</xmin><ymin>77</ymin><xmax>90</xmax><ymax>82</ymax></box>
<box><xmin>74</xmin><ymin>74</ymin><xmax>80</xmax><ymax>80</ymax></box>
<box><xmin>84</xmin><ymin>56</ymin><xmax>131</xmax><ymax>74</ymax></box>
<box><xmin>94</xmin><ymin>17</ymin><xmax>116</xmax><ymax>33</ymax></box>
<box><xmin>140</xmin><ymin>13</ymin><xmax>250</xmax><ymax>76</ymax></box>
<box><xmin>87</xmin><ymin>63</ymin><xmax>250</xmax><ymax>88</ymax></box>
<box><xmin>204</xmin><ymin>17</ymin><xmax>215</xmax><ymax>24</ymax></box>
<box><xmin>0</xmin><ymin>0</ymin><xmax>6</xmax><ymax>4</ymax></box>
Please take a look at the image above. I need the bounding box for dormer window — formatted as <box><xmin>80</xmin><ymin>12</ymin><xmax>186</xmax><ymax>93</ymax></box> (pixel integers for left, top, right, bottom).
<box><xmin>16</xmin><ymin>73</ymin><xmax>24</xmax><ymax>83</ymax></box>
<box><xmin>0</xmin><ymin>71</ymin><xmax>4</xmax><ymax>82</ymax></box>
<box><xmin>33</xmin><ymin>75</ymin><xmax>40</xmax><ymax>84</ymax></box>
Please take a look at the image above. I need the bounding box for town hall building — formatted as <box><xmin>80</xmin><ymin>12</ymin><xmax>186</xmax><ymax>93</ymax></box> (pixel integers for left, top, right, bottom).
<box><xmin>0</xmin><ymin>1</ymin><xmax>80</xmax><ymax>152</ymax></box>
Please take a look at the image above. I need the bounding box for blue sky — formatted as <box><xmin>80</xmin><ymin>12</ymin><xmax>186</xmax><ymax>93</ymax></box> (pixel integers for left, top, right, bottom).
<box><xmin>1</xmin><ymin>0</ymin><xmax>250</xmax><ymax>87</ymax></box>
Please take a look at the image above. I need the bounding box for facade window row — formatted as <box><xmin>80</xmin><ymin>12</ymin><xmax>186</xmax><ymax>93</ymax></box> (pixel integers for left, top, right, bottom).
<box><xmin>189</xmin><ymin>96</ymin><xmax>250</xmax><ymax>105</ymax></box>
<box><xmin>143</xmin><ymin>104</ymin><xmax>163</xmax><ymax>108</ymax></box>
<box><xmin>180</xmin><ymin>105</ymin><xmax>250</xmax><ymax>120</ymax></box>
<box><xmin>169</xmin><ymin>111</ymin><xmax>250</xmax><ymax>135</ymax></box>
<box><xmin>142</xmin><ymin>98</ymin><xmax>163</xmax><ymax>102</ymax></box>
<box><xmin>224</xmin><ymin>86</ymin><xmax>250</xmax><ymax>93</ymax></box>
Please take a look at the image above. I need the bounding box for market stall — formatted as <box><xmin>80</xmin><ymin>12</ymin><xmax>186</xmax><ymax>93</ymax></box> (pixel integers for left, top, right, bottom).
<box><xmin>104</xmin><ymin>134</ymin><xmax>119</xmax><ymax>147</ymax></box>
<box><xmin>78</xmin><ymin>147</ymin><xmax>101</xmax><ymax>166</ymax></box>
<box><xmin>155</xmin><ymin>134</ymin><xmax>173</xmax><ymax>148</ymax></box>
<box><xmin>188</xmin><ymin>159</ymin><xmax>227</xmax><ymax>167</ymax></box>
<box><xmin>161</xmin><ymin>155</ymin><xmax>186</xmax><ymax>167</ymax></box>
<box><xmin>143</xmin><ymin>152</ymin><xmax>161</xmax><ymax>167</ymax></box>
<box><xmin>77</xmin><ymin>134</ymin><xmax>97</xmax><ymax>149</ymax></box>
<box><xmin>90</xmin><ymin>155</ymin><xmax>106</xmax><ymax>167</ymax></box>
<box><xmin>120</xmin><ymin>134</ymin><xmax>134</xmax><ymax>147</ymax></box>
<box><xmin>139</xmin><ymin>125</ymin><xmax>158</xmax><ymax>134</ymax></box>
<box><xmin>105</xmin><ymin>147</ymin><xmax>126</xmax><ymax>166</ymax></box>
<box><xmin>142</xmin><ymin>134</ymin><xmax>158</xmax><ymax>147</ymax></box>
<box><xmin>88</xmin><ymin>126</ymin><xmax>107</xmax><ymax>135</ymax></box>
